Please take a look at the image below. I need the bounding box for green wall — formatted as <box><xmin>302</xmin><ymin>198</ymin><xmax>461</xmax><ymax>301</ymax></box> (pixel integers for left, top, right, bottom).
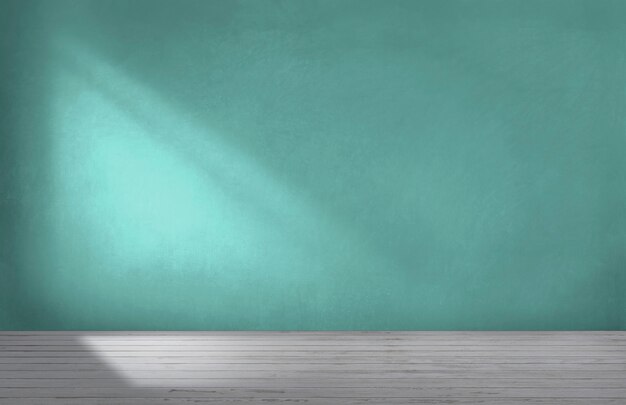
<box><xmin>1</xmin><ymin>0</ymin><xmax>624</xmax><ymax>330</ymax></box>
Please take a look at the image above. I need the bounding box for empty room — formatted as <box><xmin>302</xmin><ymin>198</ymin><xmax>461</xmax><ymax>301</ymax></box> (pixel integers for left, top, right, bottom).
<box><xmin>1</xmin><ymin>0</ymin><xmax>625</xmax><ymax>404</ymax></box>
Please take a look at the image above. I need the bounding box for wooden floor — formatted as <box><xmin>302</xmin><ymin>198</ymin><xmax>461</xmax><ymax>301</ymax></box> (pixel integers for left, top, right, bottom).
<box><xmin>0</xmin><ymin>332</ymin><xmax>625</xmax><ymax>404</ymax></box>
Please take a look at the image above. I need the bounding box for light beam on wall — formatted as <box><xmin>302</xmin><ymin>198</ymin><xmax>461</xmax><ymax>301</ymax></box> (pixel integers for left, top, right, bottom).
<box><xmin>42</xmin><ymin>38</ymin><xmax>398</xmax><ymax>329</ymax></box>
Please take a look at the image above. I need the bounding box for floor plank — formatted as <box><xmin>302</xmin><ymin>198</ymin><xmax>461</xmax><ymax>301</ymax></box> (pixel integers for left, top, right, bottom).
<box><xmin>0</xmin><ymin>399</ymin><xmax>625</xmax><ymax>405</ymax></box>
<box><xmin>0</xmin><ymin>332</ymin><xmax>624</xmax><ymax>404</ymax></box>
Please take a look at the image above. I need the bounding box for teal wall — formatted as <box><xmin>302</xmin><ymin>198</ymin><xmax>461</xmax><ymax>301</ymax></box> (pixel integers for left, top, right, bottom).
<box><xmin>1</xmin><ymin>0</ymin><xmax>625</xmax><ymax>330</ymax></box>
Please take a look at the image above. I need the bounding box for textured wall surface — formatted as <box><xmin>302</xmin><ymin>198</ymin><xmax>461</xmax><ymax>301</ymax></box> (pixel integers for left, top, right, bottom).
<box><xmin>1</xmin><ymin>0</ymin><xmax>624</xmax><ymax>330</ymax></box>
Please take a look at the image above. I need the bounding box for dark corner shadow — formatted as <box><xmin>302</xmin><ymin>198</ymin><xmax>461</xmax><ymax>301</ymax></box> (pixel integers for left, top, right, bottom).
<box><xmin>0</xmin><ymin>0</ymin><xmax>22</xmax><ymax>330</ymax></box>
<box><xmin>0</xmin><ymin>0</ymin><xmax>52</xmax><ymax>330</ymax></box>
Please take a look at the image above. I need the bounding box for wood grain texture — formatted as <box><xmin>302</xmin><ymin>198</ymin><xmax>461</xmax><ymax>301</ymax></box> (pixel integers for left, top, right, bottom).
<box><xmin>0</xmin><ymin>332</ymin><xmax>624</xmax><ymax>404</ymax></box>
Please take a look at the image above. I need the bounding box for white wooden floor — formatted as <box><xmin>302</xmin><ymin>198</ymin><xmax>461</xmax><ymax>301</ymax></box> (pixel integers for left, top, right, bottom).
<box><xmin>0</xmin><ymin>332</ymin><xmax>625</xmax><ymax>404</ymax></box>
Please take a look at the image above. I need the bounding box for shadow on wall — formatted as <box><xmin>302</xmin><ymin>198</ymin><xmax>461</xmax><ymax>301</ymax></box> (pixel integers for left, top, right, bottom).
<box><xmin>1</xmin><ymin>0</ymin><xmax>625</xmax><ymax>330</ymax></box>
<box><xmin>0</xmin><ymin>0</ymin><xmax>54</xmax><ymax>329</ymax></box>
